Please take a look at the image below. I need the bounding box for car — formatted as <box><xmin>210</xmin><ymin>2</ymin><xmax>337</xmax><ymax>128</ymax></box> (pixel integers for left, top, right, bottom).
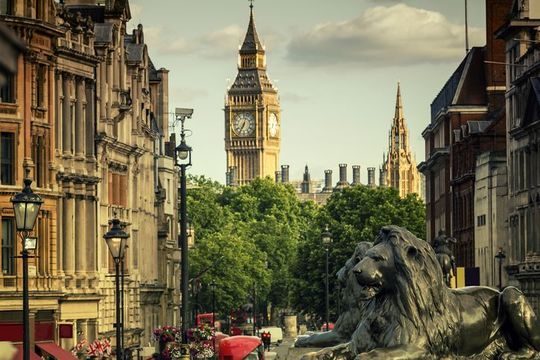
<box><xmin>258</xmin><ymin>326</ymin><xmax>283</xmax><ymax>344</ymax></box>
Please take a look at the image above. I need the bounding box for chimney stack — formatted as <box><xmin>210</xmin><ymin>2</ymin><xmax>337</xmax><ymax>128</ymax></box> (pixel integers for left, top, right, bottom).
<box><xmin>352</xmin><ymin>165</ymin><xmax>361</xmax><ymax>185</ymax></box>
<box><xmin>275</xmin><ymin>171</ymin><xmax>281</xmax><ymax>183</ymax></box>
<box><xmin>281</xmin><ymin>165</ymin><xmax>290</xmax><ymax>183</ymax></box>
<box><xmin>335</xmin><ymin>163</ymin><xmax>349</xmax><ymax>190</ymax></box>
<box><xmin>379</xmin><ymin>168</ymin><xmax>387</xmax><ymax>187</ymax></box>
<box><xmin>367</xmin><ymin>167</ymin><xmax>376</xmax><ymax>188</ymax></box>
<box><xmin>323</xmin><ymin>170</ymin><xmax>333</xmax><ymax>192</ymax></box>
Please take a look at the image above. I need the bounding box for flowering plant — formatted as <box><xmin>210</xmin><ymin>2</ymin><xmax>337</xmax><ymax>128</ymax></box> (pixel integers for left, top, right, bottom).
<box><xmin>71</xmin><ymin>337</ymin><xmax>112</xmax><ymax>359</ymax></box>
<box><xmin>188</xmin><ymin>324</ymin><xmax>215</xmax><ymax>359</ymax></box>
<box><xmin>153</xmin><ymin>325</ymin><xmax>181</xmax><ymax>343</ymax></box>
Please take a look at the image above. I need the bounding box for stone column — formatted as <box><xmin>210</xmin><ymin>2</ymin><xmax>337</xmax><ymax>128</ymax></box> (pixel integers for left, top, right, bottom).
<box><xmin>106</xmin><ymin>54</ymin><xmax>113</xmax><ymax>121</ymax></box>
<box><xmin>99</xmin><ymin>62</ymin><xmax>106</xmax><ymax>121</ymax></box>
<box><xmin>62</xmin><ymin>74</ymin><xmax>72</xmax><ymax>155</ymax></box>
<box><xmin>75</xmin><ymin>183</ymin><xmax>86</xmax><ymax>278</ymax></box>
<box><xmin>63</xmin><ymin>187</ymin><xmax>75</xmax><ymax>284</ymax></box>
<box><xmin>75</xmin><ymin>78</ymin><xmax>85</xmax><ymax>157</ymax></box>
<box><xmin>86</xmin><ymin>184</ymin><xmax>96</xmax><ymax>284</ymax></box>
<box><xmin>87</xmin><ymin>319</ymin><xmax>97</xmax><ymax>343</ymax></box>
<box><xmin>55</xmin><ymin>71</ymin><xmax>62</xmax><ymax>154</ymax></box>
<box><xmin>85</xmin><ymin>80</ymin><xmax>95</xmax><ymax>158</ymax></box>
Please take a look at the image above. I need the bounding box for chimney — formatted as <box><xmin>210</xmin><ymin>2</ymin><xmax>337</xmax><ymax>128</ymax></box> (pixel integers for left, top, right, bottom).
<box><xmin>323</xmin><ymin>170</ymin><xmax>333</xmax><ymax>193</ymax></box>
<box><xmin>229</xmin><ymin>166</ymin><xmax>237</xmax><ymax>187</ymax></box>
<box><xmin>281</xmin><ymin>165</ymin><xmax>289</xmax><ymax>183</ymax></box>
<box><xmin>334</xmin><ymin>163</ymin><xmax>349</xmax><ymax>190</ymax></box>
<box><xmin>379</xmin><ymin>168</ymin><xmax>387</xmax><ymax>187</ymax></box>
<box><xmin>275</xmin><ymin>171</ymin><xmax>281</xmax><ymax>183</ymax></box>
<box><xmin>367</xmin><ymin>167</ymin><xmax>376</xmax><ymax>188</ymax></box>
<box><xmin>352</xmin><ymin>165</ymin><xmax>361</xmax><ymax>185</ymax></box>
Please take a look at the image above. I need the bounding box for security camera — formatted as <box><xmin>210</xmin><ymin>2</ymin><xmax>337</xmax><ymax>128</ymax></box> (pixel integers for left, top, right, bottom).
<box><xmin>175</xmin><ymin>108</ymin><xmax>194</xmax><ymax>119</ymax></box>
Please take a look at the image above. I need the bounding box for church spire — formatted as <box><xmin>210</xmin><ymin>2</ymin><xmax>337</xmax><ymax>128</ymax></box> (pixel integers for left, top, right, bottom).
<box><xmin>394</xmin><ymin>82</ymin><xmax>404</xmax><ymax>123</ymax></box>
<box><xmin>240</xmin><ymin>1</ymin><xmax>264</xmax><ymax>54</ymax></box>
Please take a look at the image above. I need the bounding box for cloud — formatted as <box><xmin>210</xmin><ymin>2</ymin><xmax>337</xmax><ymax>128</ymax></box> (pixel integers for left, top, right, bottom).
<box><xmin>198</xmin><ymin>25</ymin><xmax>245</xmax><ymax>58</ymax></box>
<box><xmin>286</xmin><ymin>4</ymin><xmax>484</xmax><ymax>67</ymax></box>
<box><xmin>172</xmin><ymin>87</ymin><xmax>209</xmax><ymax>102</ymax></box>
<box><xmin>281</xmin><ymin>92</ymin><xmax>308</xmax><ymax>103</ymax></box>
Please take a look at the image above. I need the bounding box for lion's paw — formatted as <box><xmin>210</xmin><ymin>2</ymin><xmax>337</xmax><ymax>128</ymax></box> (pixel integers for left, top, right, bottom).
<box><xmin>499</xmin><ymin>349</ymin><xmax>540</xmax><ymax>360</ymax></box>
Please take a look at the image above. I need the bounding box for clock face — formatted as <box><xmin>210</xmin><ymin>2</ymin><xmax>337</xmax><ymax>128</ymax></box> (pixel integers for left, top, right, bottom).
<box><xmin>268</xmin><ymin>113</ymin><xmax>279</xmax><ymax>137</ymax></box>
<box><xmin>233</xmin><ymin>112</ymin><xmax>255</xmax><ymax>136</ymax></box>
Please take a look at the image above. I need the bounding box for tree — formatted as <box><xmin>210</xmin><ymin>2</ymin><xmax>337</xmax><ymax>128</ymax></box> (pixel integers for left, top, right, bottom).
<box><xmin>291</xmin><ymin>185</ymin><xmax>425</xmax><ymax>320</ymax></box>
<box><xmin>187</xmin><ymin>176</ymin><xmax>316</xmax><ymax>324</ymax></box>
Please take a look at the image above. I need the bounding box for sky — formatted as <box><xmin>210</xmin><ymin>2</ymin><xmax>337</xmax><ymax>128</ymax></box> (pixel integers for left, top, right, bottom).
<box><xmin>129</xmin><ymin>0</ymin><xmax>487</xmax><ymax>184</ymax></box>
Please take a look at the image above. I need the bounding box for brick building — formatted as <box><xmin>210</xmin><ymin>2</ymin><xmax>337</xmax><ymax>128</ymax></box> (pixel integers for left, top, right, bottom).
<box><xmin>418</xmin><ymin>0</ymin><xmax>511</xmax><ymax>267</ymax></box>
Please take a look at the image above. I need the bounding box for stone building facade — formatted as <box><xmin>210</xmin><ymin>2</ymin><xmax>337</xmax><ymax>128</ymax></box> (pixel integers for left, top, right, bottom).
<box><xmin>0</xmin><ymin>0</ymin><xmax>179</xmax><ymax>355</ymax></box>
<box><xmin>0</xmin><ymin>0</ymin><xmax>64</xmax><ymax>353</ymax></box>
<box><xmin>498</xmin><ymin>0</ymin><xmax>540</xmax><ymax>311</ymax></box>
<box><xmin>474</xmin><ymin>151</ymin><xmax>508</xmax><ymax>287</ymax></box>
<box><xmin>380</xmin><ymin>83</ymin><xmax>422</xmax><ymax>198</ymax></box>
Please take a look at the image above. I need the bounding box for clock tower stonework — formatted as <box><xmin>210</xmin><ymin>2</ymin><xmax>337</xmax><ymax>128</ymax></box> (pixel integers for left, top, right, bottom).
<box><xmin>225</xmin><ymin>5</ymin><xmax>280</xmax><ymax>185</ymax></box>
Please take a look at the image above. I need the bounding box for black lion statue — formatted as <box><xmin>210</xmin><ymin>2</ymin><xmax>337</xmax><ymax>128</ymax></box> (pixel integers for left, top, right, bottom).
<box><xmin>295</xmin><ymin>241</ymin><xmax>372</xmax><ymax>348</ymax></box>
<box><xmin>350</xmin><ymin>225</ymin><xmax>540</xmax><ymax>359</ymax></box>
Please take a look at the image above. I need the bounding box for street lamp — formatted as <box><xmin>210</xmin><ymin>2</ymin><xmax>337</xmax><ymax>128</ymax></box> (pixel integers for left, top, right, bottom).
<box><xmin>321</xmin><ymin>224</ymin><xmax>333</xmax><ymax>332</ymax></box>
<box><xmin>11</xmin><ymin>178</ymin><xmax>43</xmax><ymax>360</ymax></box>
<box><xmin>495</xmin><ymin>248</ymin><xmax>506</xmax><ymax>291</ymax></box>
<box><xmin>175</xmin><ymin>107</ymin><xmax>193</xmax><ymax>345</ymax></box>
<box><xmin>103</xmin><ymin>218</ymin><xmax>129</xmax><ymax>359</ymax></box>
<box><xmin>210</xmin><ymin>280</ymin><xmax>216</xmax><ymax>354</ymax></box>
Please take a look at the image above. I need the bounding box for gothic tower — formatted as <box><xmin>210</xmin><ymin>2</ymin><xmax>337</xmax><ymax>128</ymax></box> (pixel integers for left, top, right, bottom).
<box><xmin>381</xmin><ymin>83</ymin><xmax>421</xmax><ymax>197</ymax></box>
<box><xmin>224</xmin><ymin>4</ymin><xmax>280</xmax><ymax>185</ymax></box>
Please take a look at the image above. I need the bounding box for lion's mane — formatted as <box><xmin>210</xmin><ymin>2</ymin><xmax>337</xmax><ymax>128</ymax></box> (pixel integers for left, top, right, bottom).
<box><xmin>351</xmin><ymin>226</ymin><xmax>461</xmax><ymax>356</ymax></box>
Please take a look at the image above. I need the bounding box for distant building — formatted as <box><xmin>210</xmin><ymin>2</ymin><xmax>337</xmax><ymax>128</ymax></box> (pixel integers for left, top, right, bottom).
<box><xmin>380</xmin><ymin>83</ymin><xmax>422</xmax><ymax>198</ymax></box>
<box><xmin>224</xmin><ymin>4</ymin><xmax>280</xmax><ymax>185</ymax></box>
<box><xmin>474</xmin><ymin>151</ymin><xmax>508</xmax><ymax>287</ymax></box>
<box><xmin>418</xmin><ymin>0</ymin><xmax>511</xmax><ymax>268</ymax></box>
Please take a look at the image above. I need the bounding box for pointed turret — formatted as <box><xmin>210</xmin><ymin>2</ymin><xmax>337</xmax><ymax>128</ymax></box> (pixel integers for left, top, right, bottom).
<box><xmin>240</xmin><ymin>4</ymin><xmax>264</xmax><ymax>54</ymax></box>
<box><xmin>394</xmin><ymin>82</ymin><xmax>404</xmax><ymax>123</ymax></box>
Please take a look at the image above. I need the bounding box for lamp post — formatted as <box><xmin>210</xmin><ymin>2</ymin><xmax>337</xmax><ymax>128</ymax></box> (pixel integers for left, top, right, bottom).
<box><xmin>321</xmin><ymin>225</ymin><xmax>333</xmax><ymax>332</ymax></box>
<box><xmin>11</xmin><ymin>178</ymin><xmax>43</xmax><ymax>360</ymax></box>
<box><xmin>175</xmin><ymin>107</ymin><xmax>193</xmax><ymax>344</ymax></box>
<box><xmin>252</xmin><ymin>283</ymin><xmax>256</xmax><ymax>336</ymax></box>
<box><xmin>103</xmin><ymin>218</ymin><xmax>129</xmax><ymax>359</ymax></box>
<box><xmin>495</xmin><ymin>248</ymin><xmax>506</xmax><ymax>290</ymax></box>
<box><xmin>210</xmin><ymin>280</ymin><xmax>216</xmax><ymax>354</ymax></box>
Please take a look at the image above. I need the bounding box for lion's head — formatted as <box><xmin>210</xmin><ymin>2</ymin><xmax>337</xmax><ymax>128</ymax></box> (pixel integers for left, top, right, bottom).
<box><xmin>350</xmin><ymin>225</ymin><xmax>460</xmax><ymax>352</ymax></box>
<box><xmin>336</xmin><ymin>241</ymin><xmax>372</xmax><ymax>308</ymax></box>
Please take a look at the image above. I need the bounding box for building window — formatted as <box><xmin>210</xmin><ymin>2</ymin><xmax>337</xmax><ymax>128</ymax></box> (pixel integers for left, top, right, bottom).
<box><xmin>1</xmin><ymin>218</ymin><xmax>15</xmax><ymax>275</ymax></box>
<box><xmin>0</xmin><ymin>74</ymin><xmax>15</xmax><ymax>103</ymax></box>
<box><xmin>32</xmin><ymin>135</ymin><xmax>46</xmax><ymax>187</ymax></box>
<box><xmin>0</xmin><ymin>0</ymin><xmax>13</xmax><ymax>15</ymax></box>
<box><xmin>36</xmin><ymin>64</ymin><xmax>46</xmax><ymax>108</ymax></box>
<box><xmin>0</xmin><ymin>132</ymin><xmax>15</xmax><ymax>185</ymax></box>
<box><xmin>477</xmin><ymin>214</ymin><xmax>486</xmax><ymax>227</ymax></box>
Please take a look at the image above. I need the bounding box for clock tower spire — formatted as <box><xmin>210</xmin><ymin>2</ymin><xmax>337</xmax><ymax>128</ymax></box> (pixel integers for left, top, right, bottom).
<box><xmin>224</xmin><ymin>3</ymin><xmax>281</xmax><ymax>185</ymax></box>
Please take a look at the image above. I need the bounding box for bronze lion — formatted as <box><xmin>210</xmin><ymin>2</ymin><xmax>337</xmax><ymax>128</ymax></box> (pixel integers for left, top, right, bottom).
<box><xmin>295</xmin><ymin>241</ymin><xmax>372</xmax><ymax>348</ymax></box>
<box><xmin>351</xmin><ymin>225</ymin><xmax>540</xmax><ymax>359</ymax></box>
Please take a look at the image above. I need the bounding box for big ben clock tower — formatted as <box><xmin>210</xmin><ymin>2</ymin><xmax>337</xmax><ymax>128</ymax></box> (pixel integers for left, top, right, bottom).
<box><xmin>225</xmin><ymin>3</ymin><xmax>281</xmax><ymax>185</ymax></box>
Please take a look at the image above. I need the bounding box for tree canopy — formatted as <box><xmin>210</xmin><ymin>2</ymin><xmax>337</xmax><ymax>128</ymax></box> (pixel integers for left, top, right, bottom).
<box><xmin>187</xmin><ymin>176</ymin><xmax>425</xmax><ymax>325</ymax></box>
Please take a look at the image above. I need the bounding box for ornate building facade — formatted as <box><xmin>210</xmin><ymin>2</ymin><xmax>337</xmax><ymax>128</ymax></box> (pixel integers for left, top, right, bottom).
<box><xmin>0</xmin><ymin>0</ymin><xmax>63</xmax><ymax>353</ymax></box>
<box><xmin>0</xmin><ymin>0</ymin><xmax>179</xmax><ymax>356</ymax></box>
<box><xmin>380</xmin><ymin>83</ymin><xmax>421</xmax><ymax>198</ymax></box>
<box><xmin>498</xmin><ymin>0</ymin><xmax>540</xmax><ymax>311</ymax></box>
<box><xmin>224</xmin><ymin>4</ymin><xmax>280</xmax><ymax>185</ymax></box>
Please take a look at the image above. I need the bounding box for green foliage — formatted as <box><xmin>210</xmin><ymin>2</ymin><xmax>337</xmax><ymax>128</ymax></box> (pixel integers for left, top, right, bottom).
<box><xmin>188</xmin><ymin>176</ymin><xmax>315</xmax><ymax>318</ymax></box>
<box><xmin>290</xmin><ymin>185</ymin><xmax>426</xmax><ymax>319</ymax></box>
<box><xmin>187</xmin><ymin>175</ymin><xmax>425</xmax><ymax>324</ymax></box>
